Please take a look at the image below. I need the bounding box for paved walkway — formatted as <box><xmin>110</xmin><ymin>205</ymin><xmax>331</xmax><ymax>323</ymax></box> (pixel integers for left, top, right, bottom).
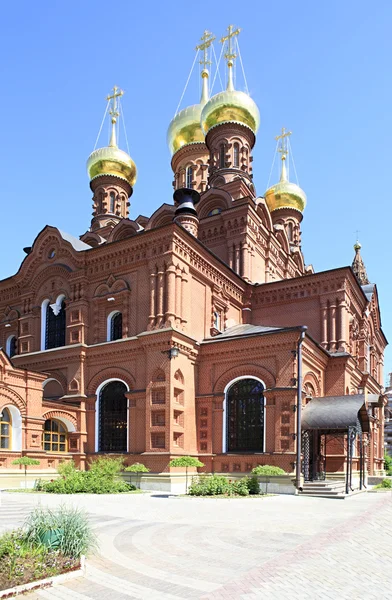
<box><xmin>0</xmin><ymin>490</ymin><xmax>391</xmax><ymax>599</ymax></box>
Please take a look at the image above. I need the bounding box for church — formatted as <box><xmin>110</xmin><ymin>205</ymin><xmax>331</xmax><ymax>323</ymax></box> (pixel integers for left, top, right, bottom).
<box><xmin>0</xmin><ymin>28</ymin><xmax>387</xmax><ymax>492</ymax></box>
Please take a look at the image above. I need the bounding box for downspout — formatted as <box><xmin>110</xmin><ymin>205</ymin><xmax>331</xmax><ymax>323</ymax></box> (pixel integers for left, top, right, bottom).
<box><xmin>295</xmin><ymin>326</ymin><xmax>307</xmax><ymax>489</ymax></box>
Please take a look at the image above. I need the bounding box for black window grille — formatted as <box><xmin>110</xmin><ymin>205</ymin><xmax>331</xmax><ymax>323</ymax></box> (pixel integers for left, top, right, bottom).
<box><xmin>219</xmin><ymin>144</ymin><xmax>225</xmax><ymax>168</ymax></box>
<box><xmin>9</xmin><ymin>336</ymin><xmax>17</xmax><ymax>358</ymax></box>
<box><xmin>186</xmin><ymin>166</ymin><xmax>193</xmax><ymax>188</ymax></box>
<box><xmin>110</xmin><ymin>312</ymin><xmax>122</xmax><ymax>341</ymax></box>
<box><xmin>46</xmin><ymin>301</ymin><xmax>66</xmax><ymax>349</ymax></box>
<box><xmin>233</xmin><ymin>143</ymin><xmax>240</xmax><ymax>167</ymax></box>
<box><xmin>227</xmin><ymin>378</ymin><xmax>264</xmax><ymax>452</ymax></box>
<box><xmin>99</xmin><ymin>381</ymin><xmax>128</xmax><ymax>452</ymax></box>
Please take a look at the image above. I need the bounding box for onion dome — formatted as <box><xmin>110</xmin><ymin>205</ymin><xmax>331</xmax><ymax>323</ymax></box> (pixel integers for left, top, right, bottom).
<box><xmin>167</xmin><ymin>70</ymin><xmax>210</xmax><ymax>156</ymax></box>
<box><xmin>200</xmin><ymin>62</ymin><xmax>260</xmax><ymax>136</ymax></box>
<box><xmin>264</xmin><ymin>154</ymin><xmax>306</xmax><ymax>214</ymax></box>
<box><xmin>87</xmin><ymin>87</ymin><xmax>137</xmax><ymax>187</ymax></box>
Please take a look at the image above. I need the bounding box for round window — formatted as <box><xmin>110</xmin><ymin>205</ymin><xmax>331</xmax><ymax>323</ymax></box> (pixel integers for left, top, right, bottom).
<box><xmin>48</xmin><ymin>249</ymin><xmax>56</xmax><ymax>259</ymax></box>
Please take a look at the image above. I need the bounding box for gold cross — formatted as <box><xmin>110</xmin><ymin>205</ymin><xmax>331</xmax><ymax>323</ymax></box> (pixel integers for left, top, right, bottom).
<box><xmin>275</xmin><ymin>127</ymin><xmax>292</xmax><ymax>159</ymax></box>
<box><xmin>196</xmin><ymin>30</ymin><xmax>216</xmax><ymax>69</ymax></box>
<box><xmin>106</xmin><ymin>85</ymin><xmax>124</xmax><ymax>123</ymax></box>
<box><xmin>220</xmin><ymin>25</ymin><xmax>241</xmax><ymax>62</ymax></box>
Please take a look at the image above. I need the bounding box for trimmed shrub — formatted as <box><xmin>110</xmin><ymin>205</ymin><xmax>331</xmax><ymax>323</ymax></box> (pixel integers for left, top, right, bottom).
<box><xmin>169</xmin><ymin>456</ymin><xmax>204</xmax><ymax>493</ymax></box>
<box><xmin>245</xmin><ymin>475</ymin><xmax>261</xmax><ymax>495</ymax></box>
<box><xmin>41</xmin><ymin>458</ymin><xmax>135</xmax><ymax>494</ymax></box>
<box><xmin>188</xmin><ymin>474</ymin><xmax>230</xmax><ymax>496</ymax></box>
<box><xmin>124</xmin><ymin>462</ymin><xmax>150</xmax><ymax>488</ymax></box>
<box><xmin>251</xmin><ymin>465</ymin><xmax>286</xmax><ymax>476</ymax></box>
<box><xmin>380</xmin><ymin>478</ymin><xmax>392</xmax><ymax>489</ymax></box>
<box><xmin>231</xmin><ymin>479</ymin><xmax>250</xmax><ymax>496</ymax></box>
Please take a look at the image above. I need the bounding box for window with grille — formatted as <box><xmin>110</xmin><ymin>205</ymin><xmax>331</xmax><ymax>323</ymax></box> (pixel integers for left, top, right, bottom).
<box><xmin>7</xmin><ymin>336</ymin><xmax>17</xmax><ymax>358</ymax></box>
<box><xmin>99</xmin><ymin>381</ymin><xmax>128</xmax><ymax>452</ymax></box>
<box><xmin>43</xmin><ymin>419</ymin><xmax>67</xmax><ymax>452</ymax></box>
<box><xmin>219</xmin><ymin>144</ymin><xmax>225</xmax><ymax>168</ymax></box>
<box><xmin>0</xmin><ymin>408</ymin><xmax>11</xmax><ymax>449</ymax></box>
<box><xmin>186</xmin><ymin>166</ymin><xmax>193</xmax><ymax>189</ymax></box>
<box><xmin>109</xmin><ymin>192</ymin><xmax>115</xmax><ymax>213</ymax></box>
<box><xmin>110</xmin><ymin>312</ymin><xmax>122</xmax><ymax>341</ymax></box>
<box><xmin>46</xmin><ymin>301</ymin><xmax>66</xmax><ymax>349</ymax></box>
<box><xmin>233</xmin><ymin>143</ymin><xmax>240</xmax><ymax>167</ymax></box>
<box><xmin>226</xmin><ymin>379</ymin><xmax>264</xmax><ymax>452</ymax></box>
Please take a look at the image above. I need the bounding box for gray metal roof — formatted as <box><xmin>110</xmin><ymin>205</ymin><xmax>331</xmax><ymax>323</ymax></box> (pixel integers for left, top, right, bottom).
<box><xmin>361</xmin><ymin>283</ymin><xmax>375</xmax><ymax>301</ymax></box>
<box><xmin>301</xmin><ymin>394</ymin><xmax>371</xmax><ymax>431</ymax></box>
<box><xmin>58</xmin><ymin>230</ymin><xmax>91</xmax><ymax>251</ymax></box>
<box><xmin>203</xmin><ymin>323</ymin><xmax>287</xmax><ymax>343</ymax></box>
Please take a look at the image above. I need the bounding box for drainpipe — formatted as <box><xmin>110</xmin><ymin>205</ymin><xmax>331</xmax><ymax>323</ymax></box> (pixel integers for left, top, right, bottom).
<box><xmin>295</xmin><ymin>326</ymin><xmax>307</xmax><ymax>489</ymax></box>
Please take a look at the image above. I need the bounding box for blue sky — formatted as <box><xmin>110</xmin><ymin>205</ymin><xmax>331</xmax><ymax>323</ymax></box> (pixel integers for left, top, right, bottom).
<box><xmin>1</xmin><ymin>1</ymin><xmax>391</xmax><ymax>376</ymax></box>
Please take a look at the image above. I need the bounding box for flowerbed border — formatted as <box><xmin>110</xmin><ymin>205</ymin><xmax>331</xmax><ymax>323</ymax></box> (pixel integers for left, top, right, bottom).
<box><xmin>0</xmin><ymin>555</ymin><xmax>85</xmax><ymax>598</ymax></box>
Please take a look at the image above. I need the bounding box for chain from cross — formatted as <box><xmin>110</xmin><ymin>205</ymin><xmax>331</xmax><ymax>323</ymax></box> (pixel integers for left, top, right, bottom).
<box><xmin>275</xmin><ymin>127</ymin><xmax>292</xmax><ymax>159</ymax></box>
<box><xmin>106</xmin><ymin>86</ymin><xmax>124</xmax><ymax>123</ymax></box>
<box><xmin>196</xmin><ymin>30</ymin><xmax>216</xmax><ymax>69</ymax></box>
<box><xmin>220</xmin><ymin>24</ymin><xmax>241</xmax><ymax>62</ymax></box>
<box><xmin>355</xmin><ymin>230</ymin><xmax>360</xmax><ymax>241</ymax></box>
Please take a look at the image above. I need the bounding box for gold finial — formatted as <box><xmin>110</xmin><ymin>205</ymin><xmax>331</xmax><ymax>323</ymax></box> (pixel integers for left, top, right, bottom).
<box><xmin>196</xmin><ymin>30</ymin><xmax>215</xmax><ymax>70</ymax></box>
<box><xmin>354</xmin><ymin>231</ymin><xmax>361</xmax><ymax>251</ymax></box>
<box><xmin>106</xmin><ymin>85</ymin><xmax>124</xmax><ymax>147</ymax></box>
<box><xmin>196</xmin><ymin>30</ymin><xmax>215</xmax><ymax>105</ymax></box>
<box><xmin>275</xmin><ymin>127</ymin><xmax>292</xmax><ymax>182</ymax></box>
<box><xmin>220</xmin><ymin>25</ymin><xmax>241</xmax><ymax>91</ymax></box>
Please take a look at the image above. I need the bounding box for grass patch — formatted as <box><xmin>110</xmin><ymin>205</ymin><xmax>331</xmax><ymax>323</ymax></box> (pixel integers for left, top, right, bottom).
<box><xmin>0</xmin><ymin>505</ymin><xmax>96</xmax><ymax>591</ymax></box>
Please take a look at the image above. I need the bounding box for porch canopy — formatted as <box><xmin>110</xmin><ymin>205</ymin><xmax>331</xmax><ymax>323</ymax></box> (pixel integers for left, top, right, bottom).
<box><xmin>301</xmin><ymin>394</ymin><xmax>373</xmax><ymax>433</ymax></box>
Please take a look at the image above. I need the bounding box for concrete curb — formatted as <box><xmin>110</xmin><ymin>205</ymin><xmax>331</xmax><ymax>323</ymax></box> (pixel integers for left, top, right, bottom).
<box><xmin>0</xmin><ymin>555</ymin><xmax>85</xmax><ymax>598</ymax></box>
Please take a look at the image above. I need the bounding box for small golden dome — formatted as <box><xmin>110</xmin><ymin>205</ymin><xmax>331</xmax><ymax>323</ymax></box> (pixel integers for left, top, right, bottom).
<box><xmin>264</xmin><ymin>159</ymin><xmax>306</xmax><ymax>214</ymax></box>
<box><xmin>167</xmin><ymin>103</ymin><xmax>205</xmax><ymax>156</ymax></box>
<box><xmin>87</xmin><ymin>145</ymin><xmax>137</xmax><ymax>187</ymax></box>
<box><xmin>201</xmin><ymin>88</ymin><xmax>260</xmax><ymax>135</ymax></box>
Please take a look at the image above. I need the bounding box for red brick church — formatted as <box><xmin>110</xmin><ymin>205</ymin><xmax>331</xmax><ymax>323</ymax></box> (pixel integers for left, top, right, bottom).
<box><xmin>0</xmin><ymin>28</ymin><xmax>387</xmax><ymax>491</ymax></box>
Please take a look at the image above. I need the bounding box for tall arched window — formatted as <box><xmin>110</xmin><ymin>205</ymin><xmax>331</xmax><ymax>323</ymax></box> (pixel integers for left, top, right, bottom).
<box><xmin>108</xmin><ymin>312</ymin><xmax>122</xmax><ymax>341</ymax></box>
<box><xmin>233</xmin><ymin>143</ymin><xmax>240</xmax><ymax>167</ymax></box>
<box><xmin>0</xmin><ymin>408</ymin><xmax>12</xmax><ymax>449</ymax></box>
<box><xmin>99</xmin><ymin>381</ymin><xmax>128</xmax><ymax>452</ymax></box>
<box><xmin>225</xmin><ymin>378</ymin><xmax>265</xmax><ymax>452</ymax></box>
<box><xmin>186</xmin><ymin>166</ymin><xmax>193</xmax><ymax>189</ymax></box>
<box><xmin>46</xmin><ymin>297</ymin><xmax>66</xmax><ymax>350</ymax></box>
<box><xmin>109</xmin><ymin>192</ymin><xmax>115</xmax><ymax>213</ymax></box>
<box><xmin>219</xmin><ymin>144</ymin><xmax>225</xmax><ymax>168</ymax></box>
<box><xmin>287</xmin><ymin>222</ymin><xmax>294</xmax><ymax>242</ymax></box>
<box><xmin>43</xmin><ymin>419</ymin><xmax>68</xmax><ymax>452</ymax></box>
<box><xmin>6</xmin><ymin>335</ymin><xmax>17</xmax><ymax>358</ymax></box>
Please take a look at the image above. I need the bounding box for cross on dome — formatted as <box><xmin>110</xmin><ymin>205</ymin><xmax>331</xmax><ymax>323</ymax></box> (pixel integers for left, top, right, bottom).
<box><xmin>196</xmin><ymin>30</ymin><xmax>215</xmax><ymax>71</ymax></box>
<box><xmin>220</xmin><ymin>24</ymin><xmax>241</xmax><ymax>63</ymax></box>
<box><xmin>106</xmin><ymin>86</ymin><xmax>124</xmax><ymax>147</ymax></box>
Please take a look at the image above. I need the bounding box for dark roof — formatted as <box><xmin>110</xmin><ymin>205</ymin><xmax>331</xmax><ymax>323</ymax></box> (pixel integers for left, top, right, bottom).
<box><xmin>301</xmin><ymin>394</ymin><xmax>372</xmax><ymax>432</ymax></box>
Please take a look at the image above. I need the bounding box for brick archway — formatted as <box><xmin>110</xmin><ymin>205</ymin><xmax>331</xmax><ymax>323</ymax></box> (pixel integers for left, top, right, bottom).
<box><xmin>87</xmin><ymin>368</ymin><xmax>135</xmax><ymax>396</ymax></box>
<box><xmin>213</xmin><ymin>364</ymin><xmax>276</xmax><ymax>395</ymax></box>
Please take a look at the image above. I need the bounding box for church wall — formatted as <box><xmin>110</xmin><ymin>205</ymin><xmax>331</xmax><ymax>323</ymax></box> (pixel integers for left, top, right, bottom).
<box><xmin>251</xmin><ymin>296</ymin><xmax>321</xmax><ymax>340</ymax></box>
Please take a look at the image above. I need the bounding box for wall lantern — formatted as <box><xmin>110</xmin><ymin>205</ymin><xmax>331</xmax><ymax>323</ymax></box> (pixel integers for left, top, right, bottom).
<box><xmin>162</xmin><ymin>347</ymin><xmax>179</xmax><ymax>360</ymax></box>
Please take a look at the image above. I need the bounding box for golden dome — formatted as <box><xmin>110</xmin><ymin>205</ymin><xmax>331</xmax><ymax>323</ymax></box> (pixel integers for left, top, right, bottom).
<box><xmin>167</xmin><ymin>103</ymin><xmax>205</xmax><ymax>156</ymax></box>
<box><xmin>201</xmin><ymin>88</ymin><xmax>260</xmax><ymax>135</ymax></box>
<box><xmin>264</xmin><ymin>159</ymin><xmax>306</xmax><ymax>213</ymax></box>
<box><xmin>87</xmin><ymin>145</ymin><xmax>137</xmax><ymax>187</ymax></box>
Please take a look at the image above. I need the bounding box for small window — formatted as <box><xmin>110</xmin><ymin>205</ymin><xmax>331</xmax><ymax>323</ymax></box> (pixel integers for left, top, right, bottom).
<box><xmin>110</xmin><ymin>312</ymin><xmax>122</xmax><ymax>341</ymax></box>
<box><xmin>46</xmin><ymin>299</ymin><xmax>66</xmax><ymax>350</ymax></box>
<box><xmin>287</xmin><ymin>222</ymin><xmax>294</xmax><ymax>242</ymax></box>
<box><xmin>233</xmin><ymin>143</ymin><xmax>240</xmax><ymax>167</ymax></box>
<box><xmin>208</xmin><ymin>208</ymin><xmax>222</xmax><ymax>217</ymax></box>
<box><xmin>109</xmin><ymin>192</ymin><xmax>115</xmax><ymax>213</ymax></box>
<box><xmin>213</xmin><ymin>311</ymin><xmax>221</xmax><ymax>331</ymax></box>
<box><xmin>43</xmin><ymin>419</ymin><xmax>68</xmax><ymax>452</ymax></box>
<box><xmin>0</xmin><ymin>408</ymin><xmax>12</xmax><ymax>450</ymax></box>
<box><xmin>6</xmin><ymin>335</ymin><xmax>17</xmax><ymax>358</ymax></box>
<box><xmin>186</xmin><ymin>166</ymin><xmax>193</xmax><ymax>189</ymax></box>
<box><xmin>219</xmin><ymin>144</ymin><xmax>225</xmax><ymax>168</ymax></box>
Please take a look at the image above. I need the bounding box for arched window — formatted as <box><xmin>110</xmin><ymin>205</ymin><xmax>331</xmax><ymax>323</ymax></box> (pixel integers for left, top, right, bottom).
<box><xmin>225</xmin><ymin>378</ymin><xmax>265</xmax><ymax>452</ymax></box>
<box><xmin>208</xmin><ymin>208</ymin><xmax>222</xmax><ymax>217</ymax></box>
<box><xmin>46</xmin><ymin>297</ymin><xmax>66</xmax><ymax>350</ymax></box>
<box><xmin>99</xmin><ymin>381</ymin><xmax>128</xmax><ymax>452</ymax></box>
<box><xmin>107</xmin><ymin>311</ymin><xmax>123</xmax><ymax>341</ymax></box>
<box><xmin>287</xmin><ymin>222</ymin><xmax>294</xmax><ymax>242</ymax></box>
<box><xmin>43</xmin><ymin>419</ymin><xmax>68</xmax><ymax>452</ymax></box>
<box><xmin>233</xmin><ymin>143</ymin><xmax>240</xmax><ymax>167</ymax></box>
<box><xmin>186</xmin><ymin>166</ymin><xmax>193</xmax><ymax>189</ymax></box>
<box><xmin>219</xmin><ymin>144</ymin><xmax>225</xmax><ymax>168</ymax></box>
<box><xmin>109</xmin><ymin>192</ymin><xmax>115</xmax><ymax>213</ymax></box>
<box><xmin>6</xmin><ymin>335</ymin><xmax>17</xmax><ymax>358</ymax></box>
<box><xmin>0</xmin><ymin>408</ymin><xmax>12</xmax><ymax>450</ymax></box>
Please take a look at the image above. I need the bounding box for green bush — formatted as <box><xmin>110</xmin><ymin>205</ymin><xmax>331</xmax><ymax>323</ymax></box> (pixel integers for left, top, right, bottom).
<box><xmin>245</xmin><ymin>475</ymin><xmax>261</xmax><ymax>495</ymax></box>
<box><xmin>251</xmin><ymin>465</ymin><xmax>286</xmax><ymax>476</ymax></box>
<box><xmin>231</xmin><ymin>479</ymin><xmax>250</xmax><ymax>496</ymax></box>
<box><xmin>24</xmin><ymin>505</ymin><xmax>97</xmax><ymax>558</ymax></box>
<box><xmin>384</xmin><ymin>452</ymin><xmax>392</xmax><ymax>476</ymax></box>
<box><xmin>380</xmin><ymin>478</ymin><xmax>392</xmax><ymax>489</ymax></box>
<box><xmin>124</xmin><ymin>462</ymin><xmax>150</xmax><ymax>488</ymax></box>
<box><xmin>188</xmin><ymin>474</ymin><xmax>230</xmax><ymax>496</ymax></box>
<box><xmin>41</xmin><ymin>458</ymin><xmax>135</xmax><ymax>494</ymax></box>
